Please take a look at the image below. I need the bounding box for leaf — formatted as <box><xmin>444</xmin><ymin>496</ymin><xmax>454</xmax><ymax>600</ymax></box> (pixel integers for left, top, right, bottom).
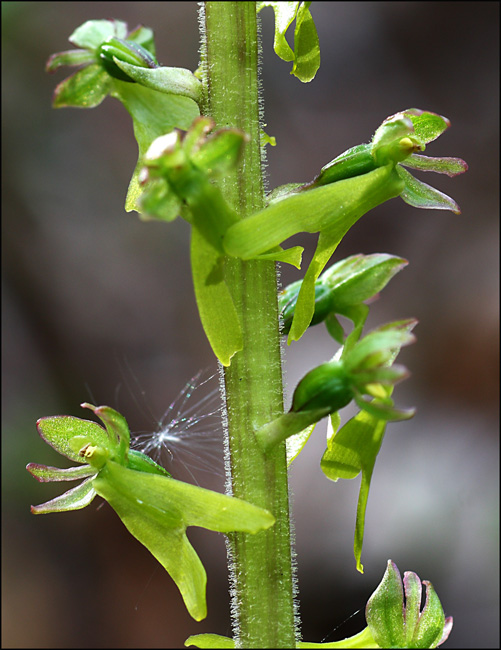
<box><xmin>224</xmin><ymin>165</ymin><xmax>403</xmax><ymax>261</ymax></box>
<box><xmin>298</xmin><ymin>627</ymin><xmax>379</xmax><ymax>648</ymax></box>
<box><xmin>190</xmin><ymin>228</ymin><xmax>243</xmax><ymax>366</ymax></box>
<box><xmin>93</xmin><ymin>462</ymin><xmax>274</xmax><ymax>620</ymax></box>
<box><xmin>292</xmin><ymin>2</ymin><xmax>321</xmax><ymax>82</ymax></box>
<box><xmin>396</xmin><ymin>166</ymin><xmax>461</xmax><ymax>214</ymax></box>
<box><xmin>321</xmin><ymin>408</ymin><xmax>388</xmax><ymax>572</ymax></box>
<box><xmin>110</xmin><ymin>82</ymin><xmax>199</xmax><ymax>212</ymax></box>
<box><xmin>185</xmin><ymin>634</ymin><xmax>235</xmax><ymax>649</ymax></box>
<box><xmin>258</xmin><ymin>2</ymin><xmax>298</xmax><ymax>61</ymax></box>
<box><xmin>286</xmin><ymin>423</ymin><xmax>315</xmax><ymax>465</ymax></box>
<box><xmin>185</xmin><ymin>629</ymin><xmax>380</xmax><ymax>649</ymax></box>
<box><xmin>258</xmin><ymin>1</ymin><xmax>320</xmax><ymax>81</ymax></box>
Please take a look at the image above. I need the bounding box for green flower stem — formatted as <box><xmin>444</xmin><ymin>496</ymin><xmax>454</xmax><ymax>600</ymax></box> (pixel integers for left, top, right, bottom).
<box><xmin>201</xmin><ymin>2</ymin><xmax>296</xmax><ymax>647</ymax></box>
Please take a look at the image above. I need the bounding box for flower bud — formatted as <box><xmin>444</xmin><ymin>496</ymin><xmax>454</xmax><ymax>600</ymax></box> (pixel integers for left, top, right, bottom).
<box><xmin>366</xmin><ymin>560</ymin><xmax>453</xmax><ymax>648</ymax></box>
<box><xmin>280</xmin><ymin>282</ymin><xmax>332</xmax><ymax>334</ymax></box>
<box><xmin>291</xmin><ymin>361</ymin><xmax>352</xmax><ymax>413</ymax></box>
<box><xmin>97</xmin><ymin>36</ymin><xmax>158</xmax><ymax>82</ymax></box>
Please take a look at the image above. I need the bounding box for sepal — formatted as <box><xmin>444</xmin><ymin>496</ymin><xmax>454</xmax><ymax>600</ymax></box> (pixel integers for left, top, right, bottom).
<box><xmin>366</xmin><ymin>560</ymin><xmax>452</xmax><ymax>648</ymax></box>
<box><xmin>30</xmin><ymin>477</ymin><xmax>97</xmax><ymax>514</ymax></box>
<box><xmin>26</xmin><ymin>463</ymin><xmax>96</xmax><ymax>482</ymax></box>
<box><xmin>397</xmin><ymin>166</ymin><xmax>461</xmax><ymax>214</ymax></box>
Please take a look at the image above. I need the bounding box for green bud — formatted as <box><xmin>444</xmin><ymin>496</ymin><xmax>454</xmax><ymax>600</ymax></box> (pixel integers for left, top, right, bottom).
<box><xmin>97</xmin><ymin>37</ymin><xmax>158</xmax><ymax>82</ymax></box>
<box><xmin>291</xmin><ymin>361</ymin><xmax>353</xmax><ymax>413</ymax></box>
<box><xmin>279</xmin><ymin>254</ymin><xmax>408</xmax><ymax>337</ymax></box>
<box><xmin>312</xmin><ymin>143</ymin><xmax>377</xmax><ymax>187</ymax></box>
<box><xmin>280</xmin><ymin>282</ymin><xmax>332</xmax><ymax>334</ymax></box>
<box><xmin>366</xmin><ymin>560</ymin><xmax>453</xmax><ymax>648</ymax></box>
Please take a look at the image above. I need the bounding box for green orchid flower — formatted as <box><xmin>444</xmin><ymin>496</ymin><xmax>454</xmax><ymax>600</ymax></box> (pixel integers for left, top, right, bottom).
<box><xmin>138</xmin><ymin>117</ymin><xmax>303</xmax><ymax>366</ymax></box>
<box><xmin>27</xmin><ymin>402</ymin><xmax>274</xmax><ymax>621</ymax></box>
<box><xmin>312</xmin><ymin>108</ymin><xmax>468</xmax><ymax>214</ymax></box>
<box><xmin>279</xmin><ymin>253</ymin><xmax>409</xmax><ymax>341</ymax></box>
<box><xmin>46</xmin><ymin>18</ymin><xmax>201</xmax><ymax>107</ymax></box>
<box><xmin>223</xmin><ymin>109</ymin><xmax>467</xmax><ymax>343</ymax></box>
<box><xmin>366</xmin><ymin>560</ymin><xmax>453</xmax><ymax>648</ymax></box>
<box><xmin>256</xmin><ymin>319</ymin><xmax>417</xmax><ymax>453</ymax></box>
<box><xmin>46</xmin><ymin>18</ymin><xmax>201</xmax><ymax>212</ymax></box>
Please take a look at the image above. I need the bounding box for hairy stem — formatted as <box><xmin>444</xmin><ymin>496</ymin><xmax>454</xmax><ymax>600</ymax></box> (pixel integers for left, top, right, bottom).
<box><xmin>199</xmin><ymin>2</ymin><xmax>296</xmax><ymax>647</ymax></box>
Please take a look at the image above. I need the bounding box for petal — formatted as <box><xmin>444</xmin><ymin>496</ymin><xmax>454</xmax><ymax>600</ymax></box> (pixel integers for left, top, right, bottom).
<box><xmin>52</xmin><ymin>64</ymin><xmax>111</xmax><ymax>109</ymax></box>
<box><xmin>81</xmin><ymin>403</ymin><xmax>130</xmax><ymax>463</ymax></box>
<box><xmin>402</xmin><ymin>153</ymin><xmax>468</xmax><ymax>177</ymax></box>
<box><xmin>127</xmin><ymin>25</ymin><xmax>156</xmax><ymax>55</ymax></box>
<box><xmin>437</xmin><ymin>616</ymin><xmax>454</xmax><ymax>647</ymax></box>
<box><xmin>403</xmin><ymin>571</ymin><xmax>423</xmax><ymax>644</ymax></box>
<box><xmin>404</xmin><ymin>109</ymin><xmax>450</xmax><ymax>145</ymax></box>
<box><xmin>68</xmin><ymin>19</ymin><xmax>128</xmax><ymax>49</ymax></box>
<box><xmin>413</xmin><ymin>580</ymin><xmax>446</xmax><ymax>648</ymax></box>
<box><xmin>36</xmin><ymin>414</ymin><xmax>111</xmax><ymax>462</ymax></box>
<box><xmin>30</xmin><ymin>477</ymin><xmax>97</xmax><ymax>514</ymax></box>
<box><xmin>46</xmin><ymin>49</ymin><xmax>95</xmax><ymax>73</ymax></box>
<box><xmin>397</xmin><ymin>166</ymin><xmax>461</xmax><ymax>214</ymax></box>
<box><xmin>345</xmin><ymin>328</ymin><xmax>415</xmax><ymax>373</ymax></box>
<box><xmin>26</xmin><ymin>462</ymin><xmax>96</xmax><ymax>482</ymax></box>
<box><xmin>354</xmin><ymin>392</ymin><xmax>415</xmax><ymax>422</ymax></box>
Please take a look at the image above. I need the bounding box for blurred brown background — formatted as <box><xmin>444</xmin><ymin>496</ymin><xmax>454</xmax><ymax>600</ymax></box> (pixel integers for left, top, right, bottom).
<box><xmin>2</xmin><ymin>2</ymin><xmax>499</xmax><ymax>648</ymax></box>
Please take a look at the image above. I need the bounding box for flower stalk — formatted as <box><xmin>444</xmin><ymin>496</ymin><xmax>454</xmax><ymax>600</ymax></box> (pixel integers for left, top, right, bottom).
<box><xmin>200</xmin><ymin>2</ymin><xmax>296</xmax><ymax>647</ymax></box>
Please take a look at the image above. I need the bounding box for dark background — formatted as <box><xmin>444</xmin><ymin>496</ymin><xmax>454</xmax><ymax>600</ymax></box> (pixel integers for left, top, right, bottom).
<box><xmin>2</xmin><ymin>2</ymin><xmax>499</xmax><ymax>648</ymax></box>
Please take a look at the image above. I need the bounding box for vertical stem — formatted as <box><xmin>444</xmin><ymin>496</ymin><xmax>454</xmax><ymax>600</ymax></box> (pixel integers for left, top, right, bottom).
<box><xmin>200</xmin><ymin>3</ymin><xmax>296</xmax><ymax>647</ymax></box>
